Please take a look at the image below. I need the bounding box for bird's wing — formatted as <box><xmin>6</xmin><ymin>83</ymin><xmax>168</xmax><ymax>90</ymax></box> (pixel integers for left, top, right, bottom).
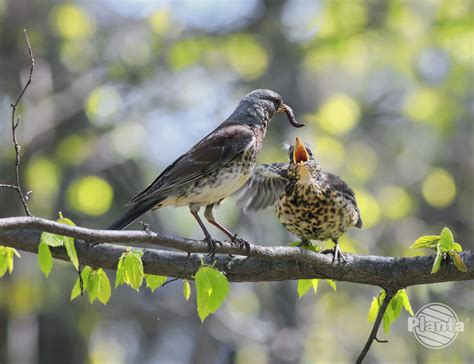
<box><xmin>128</xmin><ymin>124</ymin><xmax>255</xmax><ymax>206</ymax></box>
<box><xmin>320</xmin><ymin>172</ymin><xmax>363</xmax><ymax>228</ymax></box>
<box><xmin>237</xmin><ymin>163</ymin><xmax>289</xmax><ymax>212</ymax></box>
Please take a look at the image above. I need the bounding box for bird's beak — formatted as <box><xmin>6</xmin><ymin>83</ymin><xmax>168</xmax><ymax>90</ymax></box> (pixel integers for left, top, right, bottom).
<box><xmin>293</xmin><ymin>137</ymin><xmax>310</xmax><ymax>164</ymax></box>
<box><xmin>278</xmin><ymin>104</ymin><xmax>305</xmax><ymax>128</ymax></box>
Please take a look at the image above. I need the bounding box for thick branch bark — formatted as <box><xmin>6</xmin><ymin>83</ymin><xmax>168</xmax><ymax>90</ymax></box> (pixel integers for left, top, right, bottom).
<box><xmin>0</xmin><ymin>217</ymin><xmax>472</xmax><ymax>289</ymax></box>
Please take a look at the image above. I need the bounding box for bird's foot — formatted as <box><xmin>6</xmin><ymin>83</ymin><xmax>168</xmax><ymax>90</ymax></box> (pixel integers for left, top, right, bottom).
<box><xmin>323</xmin><ymin>245</ymin><xmax>346</xmax><ymax>264</ymax></box>
<box><xmin>203</xmin><ymin>235</ymin><xmax>219</xmax><ymax>259</ymax></box>
<box><xmin>88</xmin><ymin>240</ymin><xmax>103</xmax><ymax>247</ymax></box>
<box><xmin>231</xmin><ymin>234</ymin><xmax>251</xmax><ymax>255</ymax></box>
<box><xmin>140</xmin><ymin>221</ymin><xmax>152</xmax><ymax>234</ymax></box>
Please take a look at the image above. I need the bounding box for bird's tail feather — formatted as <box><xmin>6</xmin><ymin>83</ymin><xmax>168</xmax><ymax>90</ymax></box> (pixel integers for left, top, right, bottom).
<box><xmin>107</xmin><ymin>199</ymin><xmax>161</xmax><ymax>230</ymax></box>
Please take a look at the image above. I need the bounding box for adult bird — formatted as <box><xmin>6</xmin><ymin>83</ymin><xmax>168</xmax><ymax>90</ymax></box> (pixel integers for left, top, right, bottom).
<box><xmin>237</xmin><ymin>137</ymin><xmax>362</xmax><ymax>262</ymax></box>
<box><xmin>107</xmin><ymin>89</ymin><xmax>304</xmax><ymax>255</ymax></box>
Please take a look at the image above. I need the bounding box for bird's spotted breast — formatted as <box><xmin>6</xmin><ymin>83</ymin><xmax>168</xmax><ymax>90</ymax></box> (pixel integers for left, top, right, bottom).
<box><xmin>276</xmin><ymin>179</ymin><xmax>358</xmax><ymax>241</ymax></box>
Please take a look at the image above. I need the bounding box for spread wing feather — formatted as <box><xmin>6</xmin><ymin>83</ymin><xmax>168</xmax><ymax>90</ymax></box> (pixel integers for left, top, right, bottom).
<box><xmin>237</xmin><ymin>163</ymin><xmax>289</xmax><ymax>212</ymax></box>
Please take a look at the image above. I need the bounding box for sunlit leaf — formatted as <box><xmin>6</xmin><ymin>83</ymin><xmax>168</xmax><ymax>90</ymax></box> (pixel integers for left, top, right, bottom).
<box><xmin>438</xmin><ymin>227</ymin><xmax>454</xmax><ymax>251</ymax></box>
<box><xmin>145</xmin><ymin>274</ymin><xmax>167</xmax><ymax>293</ymax></box>
<box><xmin>399</xmin><ymin>289</ymin><xmax>414</xmax><ymax>316</ymax></box>
<box><xmin>383</xmin><ymin>301</ymin><xmax>394</xmax><ymax>334</ymax></box>
<box><xmin>5</xmin><ymin>247</ymin><xmax>19</xmax><ymax>273</ymax></box>
<box><xmin>183</xmin><ymin>280</ymin><xmax>191</xmax><ymax>301</ymax></box>
<box><xmin>40</xmin><ymin>232</ymin><xmax>65</xmax><ymax>247</ymax></box>
<box><xmin>431</xmin><ymin>248</ymin><xmax>443</xmax><ymax>274</ymax></box>
<box><xmin>367</xmin><ymin>295</ymin><xmax>380</xmax><ymax>323</ymax></box>
<box><xmin>391</xmin><ymin>293</ymin><xmax>404</xmax><ymax>319</ymax></box>
<box><xmin>88</xmin><ymin>271</ymin><xmax>99</xmax><ymax>303</ymax></box>
<box><xmin>123</xmin><ymin>250</ymin><xmax>144</xmax><ymax>290</ymax></box>
<box><xmin>452</xmin><ymin>253</ymin><xmax>467</xmax><ymax>273</ymax></box>
<box><xmin>38</xmin><ymin>241</ymin><xmax>53</xmax><ymax>277</ymax></box>
<box><xmin>64</xmin><ymin>237</ymin><xmax>79</xmax><ymax>271</ymax></box>
<box><xmin>312</xmin><ymin>279</ymin><xmax>320</xmax><ymax>293</ymax></box>
<box><xmin>0</xmin><ymin>248</ymin><xmax>8</xmax><ymax>277</ymax></box>
<box><xmin>453</xmin><ymin>243</ymin><xmax>463</xmax><ymax>252</ymax></box>
<box><xmin>326</xmin><ymin>279</ymin><xmax>337</xmax><ymax>292</ymax></box>
<box><xmin>58</xmin><ymin>211</ymin><xmax>76</xmax><ymax>226</ymax></box>
<box><xmin>409</xmin><ymin>235</ymin><xmax>440</xmax><ymax>249</ymax></box>
<box><xmin>115</xmin><ymin>254</ymin><xmax>125</xmax><ymax>288</ymax></box>
<box><xmin>297</xmin><ymin>279</ymin><xmax>313</xmax><ymax>298</ymax></box>
<box><xmin>97</xmin><ymin>269</ymin><xmax>111</xmax><ymax>304</ymax></box>
<box><xmin>71</xmin><ymin>266</ymin><xmax>92</xmax><ymax>301</ymax></box>
<box><xmin>195</xmin><ymin>266</ymin><xmax>229</xmax><ymax>322</ymax></box>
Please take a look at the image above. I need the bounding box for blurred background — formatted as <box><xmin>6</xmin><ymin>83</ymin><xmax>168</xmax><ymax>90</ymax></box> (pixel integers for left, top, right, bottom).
<box><xmin>0</xmin><ymin>0</ymin><xmax>473</xmax><ymax>363</ymax></box>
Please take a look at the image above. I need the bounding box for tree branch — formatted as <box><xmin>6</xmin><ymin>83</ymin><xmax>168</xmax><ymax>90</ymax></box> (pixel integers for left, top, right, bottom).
<box><xmin>0</xmin><ymin>216</ymin><xmax>472</xmax><ymax>288</ymax></box>
<box><xmin>1</xmin><ymin>29</ymin><xmax>34</xmax><ymax>216</ymax></box>
<box><xmin>356</xmin><ymin>290</ymin><xmax>395</xmax><ymax>364</ymax></box>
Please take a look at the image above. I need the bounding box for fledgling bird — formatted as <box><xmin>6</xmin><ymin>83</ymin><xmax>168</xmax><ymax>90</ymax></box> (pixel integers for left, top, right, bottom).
<box><xmin>107</xmin><ymin>89</ymin><xmax>304</xmax><ymax>255</ymax></box>
<box><xmin>237</xmin><ymin>137</ymin><xmax>362</xmax><ymax>262</ymax></box>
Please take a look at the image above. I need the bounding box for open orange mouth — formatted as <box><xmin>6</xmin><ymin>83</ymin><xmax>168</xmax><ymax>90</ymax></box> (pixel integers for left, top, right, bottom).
<box><xmin>293</xmin><ymin>137</ymin><xmax>309</xmax><ymax>164</ymax></box>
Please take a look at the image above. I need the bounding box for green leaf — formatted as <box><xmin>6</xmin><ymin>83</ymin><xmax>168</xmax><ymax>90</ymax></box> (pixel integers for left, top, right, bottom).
<box><xmin>145</xmin><ymin>274</ymin><xmax>167</xmax><ymax>293</ymax></box>
<box><xmin>0</xmin><ymin>248</ymin><xmax>8</xmax><ymax>277</ymax></box>
<box><xmin>439</xmin><ymin>227</ymin><xmax>454</xmax><ymax>251</ymax></box>
<box><xmin>88</xmin><ymin>271</ymin><xmax>100</xmax><ymax>304</ymax></box>
<box><xmin>97</xmin><ymin>269</ymin><xmax>111</xmax><ymax>304</ymax></box>
<box><xmin>399</xmin><ymin>289</ymin><xmax>414</xmax><ymax>316</ymax></box>
<box><xmin>326</xmin><ymin>279</ymin><xmax>337</xmax><ymax>292</ymax></box>
<box><xmin>115</xmin><ymin>254</ymin><xmax>125</xmax><ymax>288</ymax></box>
<box><xmin>409</xmin><ymin>235</ymin><xmax>440</xmax><ymax>249</ymax></box>
<box><xmin>431</xmin><ymin>247</ymin><xmax>443</xmax><ymax>274</ymax></box>
<box><xmin>289</xmin><ymin>241</ymin><xmax>320</xmax><ymax>252</ymax></box>
<box><xmin>183</xmin><ymin>280</ymin><xmax>191</xmax><ymax>300</ymax></box>
<box><xmin>312</xmin><ymin>279</ymin><xmax>320</xmax><ymax>293</ymax></box>
<box><xmin>391</xmin><ymin>293</ymin><xmax>403</xmax><ymax>319</ymax></box>
<box><xmin>38</xmin><ymin>241</ymin><xmax>53</xmax><ymax>277</ymax></box>
<box><xmin>123</xmin><ymin>250</ymin><xmax>144</xmax><ymax>290</ymax></box>
<box><xmin>71</xmin><ymin>266</ymin><xmax>92</xmax><ymax>301</ymax></box>
<box><xmin>64</xmin><ymin>237</ymin><xmax>79</xmax><ymax>270</ymax></box>
<box><xmin>40</xmin><ymin>232</ymin><xmax>65</xmax><ymax>247</ymax></box>
<box><xmin>453</xmin><ymin>243</ymin><xmax>463</xmax><ymax>252</ymax></box>
<box><xmin>195</xmin><ymin>266</ymin><xmax>229</xmax><ymax>322</ymax></box>
<box><xmin>367</xmin><ymin>295</ymin><xmax>380</xmax><ymax>323</ymax></box>
<box><xmin>452</xmin><ymin>253</ymin><xmax>468</xmax><ymax>273</ymax></box>
<box><xmin>383</xmin><ymin>301</ymin><xmax>395</xmax><ymax>334</ymax></box>
<box><xmin>11</xmin><ymin>248</ymin><xmax>21</xmax><ymax>258</ymax></box>
<box><xmin>297</xmin><ymin>279</ymin><xmax>313</xmax><ymax>298</ymax></box>
<box><xmin>70</xmin><ymin>279</ymin><xmax>81</xmax><ymax>301</ymax></box>
<box><xmin>289</xmin><ymin>241</ymin><xmax>302</xmax><ymax>247</ymax></box>
<box><xmin>58</xmin><ymin>212</ymin><xmax>76</xmax><ymax>226</ymax></box>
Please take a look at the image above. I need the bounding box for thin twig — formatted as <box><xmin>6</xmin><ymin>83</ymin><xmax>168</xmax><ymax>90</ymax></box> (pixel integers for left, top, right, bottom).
<box><xmin>356</xmin><ymin>290</ymin><xmax>396</xmax><ymax>364</ymax></box>
<box><xmin>1</xmin><ymin>29</ymin><xmax>35</xmax><ymax>216</ymax></box>
<box><xmin>162</xmin><ymin>252</ymin><xmax>192</xmax><ymax>287</ymax></box>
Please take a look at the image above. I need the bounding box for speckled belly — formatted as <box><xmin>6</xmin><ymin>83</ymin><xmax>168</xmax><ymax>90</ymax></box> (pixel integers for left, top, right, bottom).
<box><xmin>166</xmin><ymin>147</ymin><xmax>257</xmax><ymax>207</ymax></box>
<box><xmin>276</xmin><ymin>184</ymin><xmax>357</xmax><ymax>241</ymax></box>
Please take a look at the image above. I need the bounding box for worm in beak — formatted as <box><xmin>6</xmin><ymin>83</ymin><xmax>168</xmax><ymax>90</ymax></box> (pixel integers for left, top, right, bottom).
<box><xmin>278</xmin><ymin>104</ymin><xmax>305</xmax><ymax>128</ymax></box>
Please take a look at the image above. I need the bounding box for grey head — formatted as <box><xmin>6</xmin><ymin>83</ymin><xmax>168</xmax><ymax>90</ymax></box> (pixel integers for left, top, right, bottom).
<box><xmin>224</xmin><ymin>89</ymin><xmax>305</xmax><ymax>129</ymax></box>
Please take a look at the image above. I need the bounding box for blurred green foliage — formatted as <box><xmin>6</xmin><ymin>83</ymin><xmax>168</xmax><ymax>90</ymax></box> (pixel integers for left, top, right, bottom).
<box><xmin>0</xmin><ymin>0</ymin><xmax>472</xmax><ymax>363</ymax></box>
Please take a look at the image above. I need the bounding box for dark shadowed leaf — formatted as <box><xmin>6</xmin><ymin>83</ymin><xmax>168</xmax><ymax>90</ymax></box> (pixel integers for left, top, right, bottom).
<box><xmin>452</xmin><ymin>253</ymin><xmax>467</xmax><ymax>273</ymax></box>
